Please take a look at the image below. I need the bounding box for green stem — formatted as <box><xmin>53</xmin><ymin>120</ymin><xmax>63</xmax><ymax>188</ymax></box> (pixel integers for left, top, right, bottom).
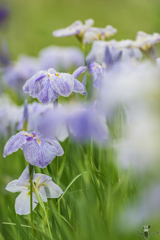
<box><xmin>33</xmin><ymin>185</ymin><xmax>53</xmax><ymax>240</ymax></box>
<box><xmin>29</xmin><ymin>164</ymin><xmax>34</xmax><ymax>229</ymax></box>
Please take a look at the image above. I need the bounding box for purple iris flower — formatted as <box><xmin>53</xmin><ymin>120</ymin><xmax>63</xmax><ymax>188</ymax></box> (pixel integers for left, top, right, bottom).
<box><xmin>0</xmin><ymin>6</ymin><xmax>8</xmax><ymax>27</ymax></box>
<box><xmin>53</xmin><ymin>19</ymin><xmax>94</xmax><ymax>39</ymax></box>
<box><xmin>39</xmin><ymin>46</ymin><xmax>84</xmax><ymax>71</ymax></box>
<box><xmin>3</xmin><ymin>130</ymin><xmax>64</xmax><ymax>168</ymax></box>
<box><xmin>67</xmin><ymin>107</ymin><xmax>108</xmax><ymax>143</ymax></box>
<box><xmin>88</xmin><ymin>62</ymin><xmax>105</xmax><ymax>89</ymax></box>
<box><xmin>23</xmin><ymin>66</ymin><xmax>87</xmax><ymax>104</ymax></box>
<box><xmin>2</xmin><ymin>55</ymin><xmax>40</xmax><ymax>94</ymax></box>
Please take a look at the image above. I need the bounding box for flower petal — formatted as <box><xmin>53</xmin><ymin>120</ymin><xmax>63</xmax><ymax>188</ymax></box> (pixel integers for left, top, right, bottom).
<box><xmin>72</xmin><ymin>66</ymin><xmax>87</xmax><ymax>78</ymax></box>
<box><xmin>23</xmin><ymin>71</ymin><xmax>46</xmax><ymax>98</ymax></box>
<box><xmin>22</xmin><ymin>139</ymin><xmax>60</xmax><ymax>168</ymax></box>
<box><xmin>43</xmin><ymin>180</ymin><xmax>63</xmax><ymax>198</ymax></box>
<box><xmin>43</xmin><ymin>137</ymin><xmax>64</xmax><ymax>156</ymax></box>
<box><xmin>3</xmin><ymin>131</ymin><xmax>28</xmax><ymax>157</ymax></box>
<box><xmin>73</xmin><ymin>79</ymin><xmax>87</xmax><ymax>98</ymax></box>
<box><xmin>15</xmin><ymin>191</ymin><xmax>38</xmax><ymax>215</ymax></box>
<box><xmin>37</xmin><ymin>79</ymin><xmax>59</xmax><ymax>104</ymax></box>
<box><xmin>50</xmin><ymin>73</ymin><xmax>74</xmax><ymax>97</ymax></box>
<box><xmin>5</xmin><ymin>180</ymin><xmax>27</xmax><ymax>193</ymax></box>
<box><xmin>17</xmin><ymin>165</ymin><xmax>32</xmax><ymax>187</ymax></box>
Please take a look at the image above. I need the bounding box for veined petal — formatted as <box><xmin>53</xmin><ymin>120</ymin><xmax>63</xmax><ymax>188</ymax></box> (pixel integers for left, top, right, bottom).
<box><xmin>22</xmin><ymin>139</ymin><xmax>60</xmax><ymax>168</ymax></box>
<box><xmin>23</xmin><ymin>71</ymin><xmax>46</xmax><ymax>98</ymax></box>
<box><xmin>3</xmin><ymin>131</ymin><xmax>28</xmax><ymax>157</ymax></box>
<box><xmin>15</xmin><ymin>191</ymin><xmax>38</xmax><ymax>215</ymax></box>
<box><xmin>73</xmin><ymin>79</ymin><xmax>87</xmax><ymax>98</ymax></box>
<box><xmin>72</xmin><ymin>66</ymin><xmax>87</xmax><ymax>78</ymax></box>
<box><xmin>42</xmin><ymin>180</ymin><xmax>63</xmax><ymax>198</ymax></box>
<box><xmin>5</xmin><ymin>180</ymin><xmax>27</xmax><ymax>193</ymax></box>
<box><xmin>50</xmin><ymin>73</ymin><xmax>74</xmax><ymax>97</ymax></box>
<box><xmin>43</xmin><ymin>137</ymin><xmax>64</xmax><ymax>156</ymax></box>
<box><xmin>37</xmin><ymin>79</ymin><xmax>59</xmax><ymax>104</ymax></box>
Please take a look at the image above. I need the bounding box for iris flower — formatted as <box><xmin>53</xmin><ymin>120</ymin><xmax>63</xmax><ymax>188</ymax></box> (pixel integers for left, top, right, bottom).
<box><xmin>83</xmin><ymin>25</ymin><xmax>117</xmax><ymax>44</ymax></box>
<box><xmin>23</xmin><ymin>67</ymin><xmax>87</xmax><ymax>104</ymax></box>
<box><xmin>53</xmin><ymin>19</ymin><xmax>94</xmax><ymax>40</ymax></box>
<box><xmin>6</xmin><ymin>165</ymin><xmax>63</xmax><ymax>215</ymax></box>
<box><xmin>3</xmin><ymin>130</ymin><xmax>64</xmax><ymax>168</ymax></box>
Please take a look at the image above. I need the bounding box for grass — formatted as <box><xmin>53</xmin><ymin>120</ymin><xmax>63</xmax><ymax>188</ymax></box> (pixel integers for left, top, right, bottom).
<box><xmin>1</xmin><ymin>0</ymin><xmax>160</xmax><ymax>239</ymax></box>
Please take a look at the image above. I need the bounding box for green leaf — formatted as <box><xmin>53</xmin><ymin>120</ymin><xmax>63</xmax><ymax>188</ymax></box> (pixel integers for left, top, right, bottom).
<box><xmin>8</xmin><ymin>208</ymin><xmax>30</xmax><ymax>240</ymax></box>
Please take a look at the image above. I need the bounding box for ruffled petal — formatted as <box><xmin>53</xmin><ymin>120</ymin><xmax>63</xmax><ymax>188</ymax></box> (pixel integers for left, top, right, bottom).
<box><xmin>23</xmin><ymin>71</ymin><xmax>46</xmax><ymax>98</ymax></box>
<box><xmin>42</xmin><ymin>137</ymin><xmax>64</xmax><ymax>156</ymax></box>
<box><xmin>15</xmin><ymin>191</ymin><xmax>38</xmax><ymax>215</ymax></box>
<box><xmin>3</xmin><ymin>131</ymin><xmax>28</xmax><ymax>157</ymax></box>
<box><xmin>22</xmin><ymin>139</ymin><xmax>60</xmax><ymax>168</ymax></box>
<box><xmin>37</xmin><ymin>79</ymin><xmax>59</xmax><ymax>104</ymax></box>
<box><xmin>50</xmin><ymin>73</ymin><xmax>74</xmax><ymax>97</ymax></box>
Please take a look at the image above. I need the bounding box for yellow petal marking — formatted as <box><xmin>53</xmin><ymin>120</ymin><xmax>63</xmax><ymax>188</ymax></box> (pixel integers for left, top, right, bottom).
<box><xmin>36</xmin><ymin>140</ymin><xmax>41</xmax><ymax>145</ymax></box>
<box><xmin>30</xmin><ymin>134</ymin><xmax>34</xmax><ymax>137</ymax></box>
<box><xmin>56</xmin><ymin>73</ymin><xmax>61</xmax><ymax>79</ymax></box>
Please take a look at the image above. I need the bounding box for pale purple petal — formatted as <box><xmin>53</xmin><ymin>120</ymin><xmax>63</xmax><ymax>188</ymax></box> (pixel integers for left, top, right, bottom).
<box><xmin>5</xmin><ymin>180</ymin><xmax>27</xmax><ymax>193</ymax></box>
<box><xmin>22</xmin><ymin>139</ymin><xmax>60</xmax><ymax>168</ymax></box>
<box><xmin>3</xmin><ymin>131</ymin><xmax>28</xmax><ymax>157</ymax></box>
<box><xmin>73</xmin><ymin>79</ymin><xmax>87</xmax><ymax>98</ymax></box>
<box><xmin>53</xmin><ymin>20</ymin><xmax>82</xmax><ymax>37</ymax></box>
<box><xmin>37</xmin><ymin>79</ymin><xmax>59</xmax><ymax>104</ymax></box>
<box><xmin>23</xmin><ymin>71</ymin><xmax>46</xmax><ymax>98</ymax></box>
<box><xmin>15</xmin><ymin>191</ymin><xmax>38</xmax><ymax>215</ymax></box>
<box><xmin>42</xmin><ymin>137</ymin><xmax>64</xmax><ymax>156</ymax></box>
<box><xmin>50</xmin><ymin>73</ymin><xmax>74</xmax><ymax>97</ymax></box>
<box><xmin>72</xmin><ymin>66</ymin><xmax>87</xmax><ymax>78</ymax></box>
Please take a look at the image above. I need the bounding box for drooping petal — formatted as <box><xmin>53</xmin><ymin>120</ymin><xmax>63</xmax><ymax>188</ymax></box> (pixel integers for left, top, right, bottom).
<box><xmin>5</xmin><ymin>180</ymin><xmax>27</xmax><ymax>193</ymax></box>
<box><xmin>23</xmin><ymin>71</ymin><xmax>46</xmax><ymax>98</ymax></box>
<box><xmin>3</xmin><ymin>131</ymin><xmax>28</xmax><ymax>157</ymax></box>
<box><xmin>72</xmin><ymin>66</ymin><xmax>87</xmax><ymax>78</ymax></box>
<box><xmin>73</xmin><ymin>79</ymin><xmax>87</xmax><ymax>98</ymax></box>
<box><xmin>22</xmin><ymin>139</ymin><xmax>60</xmax><ymax>168</ymax></box>
<box><xmin>53</xmin><ymin>20</ymin><xmax>83</xmax><ymax>37</ymax></box>
<box><xmin>42</xmin><ymin>180</ymin><xmax>63</xmax><ymax>198</ymax></box>
<box><xmin>50</xmin><ymin>73</ymin><xmax>74</xmax><ymax>97</ymax></box>
<box><xmin>15</xmin><ymin>191</ymin><xmax>38</xmax><ymax>215</ymax></box>
<box><xmin>37</xmin><ymin>79</ymin><xmax>59</xmax><ymax>104</ymax></box>
<box><xmin>43</xmin><ymin>137</ymin><xmax>64</xmax><ymax>156</ymax></box>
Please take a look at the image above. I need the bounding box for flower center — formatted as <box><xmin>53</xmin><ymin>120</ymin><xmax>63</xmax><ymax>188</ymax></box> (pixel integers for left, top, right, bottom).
<box><xmin>55</xmin><ymin>73</ymin><xmax>61</xmax><ymax>79</ymax></box>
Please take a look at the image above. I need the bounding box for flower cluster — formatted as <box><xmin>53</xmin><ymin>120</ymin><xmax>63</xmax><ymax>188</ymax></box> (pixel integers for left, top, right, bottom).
<box><xmin>4</xmin><ymin>18</ymin><xmax>160</xmax><ymax>224</ymax></box>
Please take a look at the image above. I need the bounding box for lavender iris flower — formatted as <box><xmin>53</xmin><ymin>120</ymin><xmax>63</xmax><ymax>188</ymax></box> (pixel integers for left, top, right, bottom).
<box><xmin>2</xmin><ymin>55</ymin><xmax>40</xmax><ymax>94</ymax></box>
<box><xmin>6</xmin><ymin>165</ymin><xmax>63</xmax><ymax>215</ymax></box>
<box><xmin>53</xmin><ymin>19</ymin><xmax>94</xmax><ymax>39</ymax></box>
<box><xmin>83</xmin><ymin>25</ymin><xmax>117</xmax><ymax>44</ymax></box>
<box><xmin>39</xmin><ymin>46</ymin><xmax>84</xmax><ymax>71</ymax></box>
<box><xmin>3</xmin><ymin>130</ymin><xmax>64</xmax><ymax>168</ymax></box>
<box><xmin>23</xmin><ymin>66</ymin><xmax>87</xmax><ymax>104</ymax></box>
<box><xmin>135</xmin><ymin>31</ymin><xmax>160</xmax><ymax>51</ymax></box>
<box><xmin>88</xmin><ymin>62</ymin><xmax>105</xmax><ymax>89</ymax></box>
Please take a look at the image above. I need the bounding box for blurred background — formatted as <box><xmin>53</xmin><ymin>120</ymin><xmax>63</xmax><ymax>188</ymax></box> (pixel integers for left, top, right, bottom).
<box><xmin>1</xmin><ymin>0</ymin><xmax>160</xmax><ymax>239</ymax></box>
<box><xmin>1</xmin><ymin>0</ymin><xmax>160</xmax><ymax>59</ymax></box>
